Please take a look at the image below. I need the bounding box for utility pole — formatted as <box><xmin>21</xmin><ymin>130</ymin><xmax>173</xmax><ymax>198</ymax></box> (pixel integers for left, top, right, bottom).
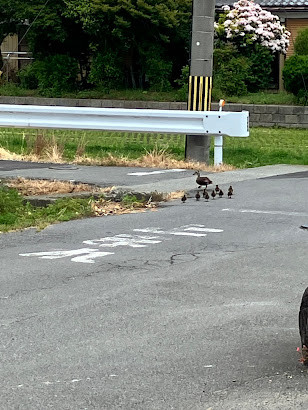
<box><xmin>185</xmin><ymin>0</ymin><xmax>215</xmax><ymax>164</ymax></box>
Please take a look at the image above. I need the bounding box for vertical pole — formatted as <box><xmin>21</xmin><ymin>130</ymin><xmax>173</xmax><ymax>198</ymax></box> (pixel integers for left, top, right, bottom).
<box><xmin>214</xmin><ymin>99</ymin><xmax>224</xmax><ymax>165</ymax></box>
<box><xmin>185</xmin><ymin>0</ymin><xmax>215</xmax><ymax>164</ymax></box>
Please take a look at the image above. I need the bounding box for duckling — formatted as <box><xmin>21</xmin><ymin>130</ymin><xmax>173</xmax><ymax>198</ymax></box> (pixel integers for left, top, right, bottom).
<box><xmin>211</xmin><ymin>190</ymin><xmax>216</xmax><ymax>200</ymax></box>
<box><xmin>219</xmin><ymin>189</ymin><xmax>224</xmax><ymax>198</ymax></box>
<box><xmin>215</xmin><ymin>185</ymin><xmax>220</xmax><ymax>194</ymax></box>
<box><xmin>195</xmin><ymin>191</ymin><xmax>201</xmax><ymax>201</ymax></box>
<box><xmin>204</xmin><ymin>191</ymin><xmax>209</xmax><ymax>202</ymax></box>
<box><xmin>181</xmin><ymin>194</ymin><xmax>187</xmax><ymax>203</ymax></box>
<box><xmin>193</xmin><ymin>171</ymin><xmax>212</xmax><ymax>189</ymax></box>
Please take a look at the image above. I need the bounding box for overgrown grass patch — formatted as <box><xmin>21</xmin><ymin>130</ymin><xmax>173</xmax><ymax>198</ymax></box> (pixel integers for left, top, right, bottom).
<box><xmin>0</xmin><ymin>185</ymin><xmax>156</xmax><ymax>233</ymax></box>
<box><xmin>0</xmin><ymin>126</ymin><xmax>307</xmax><ymax>168</ymax></box>
<box><xmin>0</xmin><ymin>186</ymin><xmax>94</xmax><ymax>232</ymax></box>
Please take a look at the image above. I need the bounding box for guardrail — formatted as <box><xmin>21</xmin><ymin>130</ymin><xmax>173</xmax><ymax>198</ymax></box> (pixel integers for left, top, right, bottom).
<box><xmin>0</xmin><ymin>104</ymin><xmax>249</xmax><ymax>137</ymax></box>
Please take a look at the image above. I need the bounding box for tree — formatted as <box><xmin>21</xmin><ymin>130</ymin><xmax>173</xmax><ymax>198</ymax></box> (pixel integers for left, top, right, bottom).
<box><xmin>0</xmin><ymin>0</ymin><xmax>91</xmax><ymax>85</ymax></box>
<box><xmin>63</xmin><ymin>0</ymin><xmax>191</xmax><ymax>88</ymax></box>
<box><xmin>294</xmin><ymin>28</ymin><xmax>308</xmax><ymax>56</ymax></box>
<box><xmin>214</xmin><ymin>0</ymin><xmax>291</xmax><ymax>92</ymax></box>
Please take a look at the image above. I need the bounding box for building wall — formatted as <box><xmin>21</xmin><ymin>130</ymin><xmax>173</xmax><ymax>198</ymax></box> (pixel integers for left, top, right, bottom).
<box><xmin>1</xmin><ymin>34</ymin><xmax>19</xmax><ymax>72</ymax></box>
<box><xmin>286</xmin><ymin>18</ymin><xmax>308</xmax><ymax>57</ymax></box>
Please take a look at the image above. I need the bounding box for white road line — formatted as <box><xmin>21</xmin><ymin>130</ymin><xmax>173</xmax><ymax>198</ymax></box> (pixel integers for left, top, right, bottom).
<box><xmin>168</xmin><ymin>232</ymin><xmax>207</xmax><ymax>237</ymax></box>
<box><xmin>222</xmin><ymin>208</ymin><xmax>308</xmax><ymax>217</ymax></box>
<box><xmin>20</xmin><ymin>248</ymin><xmax>114</xmax><ymax>264</ymax></box>
<box><xmin>133</xmin><ymin>224</ymin><xmax>223</xmax><ymax>237</ymax></box>
<box><xmin>83</xmin><ymin>234</ymin><xmax>162</xmax><ymax>247</ymax></box>
<box><xmin>183</xmin><ymin>227</ymin><xmax>223</xmax><ymax>233</ymax></box>
<box><xmin>127</xmin><ymin>169</ymin><xmax>185</xmax><ymax>176</ymax></box>
<box><xmin>71</xmin><ymin>252</ymin><xmax>114</xmax><ymax>264</ymax></box>
<box><xmin>133</xmin><ymin>228</ymin><xmax>207</xmax><ymax>237</ymax></box>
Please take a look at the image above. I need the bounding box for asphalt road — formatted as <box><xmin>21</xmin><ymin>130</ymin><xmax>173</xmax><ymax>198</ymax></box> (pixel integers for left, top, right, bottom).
<box><xmin>1</xmin><ymin>170</ymin><xmax>308</xmax><ymax>409</ymax></box>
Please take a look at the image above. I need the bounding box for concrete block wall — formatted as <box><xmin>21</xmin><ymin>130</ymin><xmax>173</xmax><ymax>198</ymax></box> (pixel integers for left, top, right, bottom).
<box><xmin>0</xmin><ymin>96</ymin><xmax>307</xmax><ymax>128</ymax></box>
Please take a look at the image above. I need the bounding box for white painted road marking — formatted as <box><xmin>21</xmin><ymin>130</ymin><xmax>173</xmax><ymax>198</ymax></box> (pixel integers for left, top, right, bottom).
<box><xmin>127</xmin><ymin>169</ymin><xmax>185</xmax><ymax>176</ymax></box>
<box><xmin>183</xmin><ymin>227</ymin><xmax>223</xmax><ymax>233</ymax></box>
<box><xmin>83</xmin><ymin>234</ymin><xmax>162</xmax><ymax>247</ymax></box>
<box><xmin>134</xmin><ymin>225</ymin><xmax>223</xmax><ymax>236</ymax></box>
<box><xmin>222</xmin><ymin>208</ymin><xmax>308</xmax><ymax>217</ymax></box>
<box><xmin>19</xmin><ymin>248</ymin><xmax>114</xmax><ymax>264</ymax></box>
<box><xmin>134</xmin><ymin>228</ymin><xmax>207</xmax><ymax>237</ymax></box>
<box><xmin>20</xmin><ymin>224</ymin><xmax>223</xmax><ymax>264</ymax></box>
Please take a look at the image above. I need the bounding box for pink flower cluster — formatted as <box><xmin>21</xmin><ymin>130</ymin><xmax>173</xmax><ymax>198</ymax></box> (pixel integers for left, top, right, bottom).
<box><xmin>216</xmin><ymin>0</ymin><xmax>290</xmax><ymax>54</ymax></box>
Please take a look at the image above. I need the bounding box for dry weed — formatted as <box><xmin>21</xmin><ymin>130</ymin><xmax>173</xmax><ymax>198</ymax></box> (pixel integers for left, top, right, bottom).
<box><xmin>75</xmin><ymin>136</ymin><xmax>87</xmax><ymax>157</ymax></box>
<box><xmin>91</xmin><ymin>198</ymin><xmax>157</xmax><ymax>217</ymax></box>
<box><xmin>0</xmin><ymin>147</ymin><xmax>23</xmax><ymax>161</ymax></box>
<box><xmin>73</xmin><ymin>151</ymin><xmax>235</xmax><ymax>172</ymax></box>
<box><xmin>43</xmin><ymin>136</ymin><xmax>64</xmax><ymax>162</ymax></box>
<box><xmin>0</xmin><ymin>145</ymin><xmax>235</xmax><ymax>173</ymax></box>
<box><xmin>4</xmin><ymin>177</ymin><xmax>103</xmax><ymax>196</ymax></box>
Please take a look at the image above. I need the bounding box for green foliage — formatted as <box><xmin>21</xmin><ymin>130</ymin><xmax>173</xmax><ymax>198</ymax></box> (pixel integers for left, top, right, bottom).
<box><xmin>64</xmin><ymin>0</ymin><xmax>191</xmax><ymax>88</ymax></box>
<box><xmin>142</xmin><ymin>46</ymin><xmax>173</xmax><ymax>91</ymax></box>
<box><xmin>294</xmin><ymin>28</ymin><xmax>308</xmax><ymax>56</ymax></box>
<box><xmin>121</xmin><ymin>194</ymin><xmax>140</xmax><ymax>205</ymax></box>
<box><xmin>283</xmin><ymin>55</ymin><xmax>308</xmax><ymax>103</ymax></box>
<box><xmin>89</xmin><ymin>51</ymin><xmax>123</xmax><ymax>91</ymax></box>
<box><xmin>213</xmin><ymin>43</ymin><xmax>274</xmax><ymax>94</ymax></box>
<box><xmin>18</xmin><ymin>64</ymin><xmax>39</xmax><ymax>89</ymax></box>
<box><xmin>213</xmin><ymin>46</ymin><xmax>251</xmax><ymax>96</ymax></box>
<box><xmin>244</xmin><ymin>44</ymin><xmax>274</xmax><ymax>92</ymax></box>
<box><xmin>19</xmin><ymin>55</ymin><xmax>79</xmax><ymax>95</ymax></box>
<box><xmin>0</xmin><ymin>186</ymin><xmax>23</xmax><ymax>214</ymax></box>
<box><xmin>175</xmin><ymin>65</ymin><xmax>189</xmax><ymax>100</ymax></box>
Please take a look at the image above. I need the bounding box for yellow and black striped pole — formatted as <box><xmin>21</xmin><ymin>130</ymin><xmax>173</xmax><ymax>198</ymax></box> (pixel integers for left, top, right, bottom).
<box><xmin>185</xmin><ymin>0</ymin><xmax>215</xmax><ymax>164</ymax></box>
<box><xmin>188</xmin><ymin>75</ymin><xmax>212</xmax><ymax>112</ymax></box>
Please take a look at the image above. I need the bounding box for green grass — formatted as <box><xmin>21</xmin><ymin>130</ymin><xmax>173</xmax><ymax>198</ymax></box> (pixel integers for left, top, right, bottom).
<box><xmin>215</xmin><ymin>90</ymin><xmax>297</xmax><ymax>106</ymax></box>
<box><xmin>221</xmin><ymin>127</ymin><xmax>308</xmax><ymax>167</ymax></box>
<box><xmin>0</xmin><ymin>185</ymin><xmax>147</xmax><ymax>233</ymax></box>
<box><xmin>0</xmin><ymin>185</ymin><xmax>94</xmax><ymax>233</ymax></box>
<box><xmin>0</xmin><ymin>83</ymin><xmax>300</xmax><ymax>105</ymax></box>
<box><xmin>0</xmin><ymin>127</ymin><xmax>307</xmax><ymax>168</ymax></box>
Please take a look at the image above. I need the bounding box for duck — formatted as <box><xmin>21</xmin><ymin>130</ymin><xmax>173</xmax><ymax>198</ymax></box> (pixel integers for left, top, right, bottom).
<box><xmin>193</xmin><ymin>171</ymin><xmax>212</xmax><ymax>188</ymax></box>
<box><xmin>299</xmin><ymin>287</ymin><xmax>308</xmax><ymax>365</ymax></box>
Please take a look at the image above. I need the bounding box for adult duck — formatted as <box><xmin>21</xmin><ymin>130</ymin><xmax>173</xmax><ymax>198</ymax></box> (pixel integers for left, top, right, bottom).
<box><xmin>193</xmin><ymin>171</ymin><xmax>212</xmax><ymax>188</ymax></box>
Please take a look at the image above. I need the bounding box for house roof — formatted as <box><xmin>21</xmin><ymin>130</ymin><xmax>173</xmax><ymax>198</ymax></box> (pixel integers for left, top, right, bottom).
<box><xmin>216</xmin><ymin>0</ymin><xmax>308</xmax><ymax>7</ymax></box>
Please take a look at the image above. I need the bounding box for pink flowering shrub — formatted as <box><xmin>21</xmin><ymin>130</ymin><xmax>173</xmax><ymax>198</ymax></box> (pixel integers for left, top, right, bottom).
<box><xmin>215</xmin><ymin>0</ymin><xmax>290</xmax><ymax>54</ymax></box>
<box><xmin>213</xmin><ymin>0</ymin><xmax>290</xmax><ymax>93</ymax></box>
